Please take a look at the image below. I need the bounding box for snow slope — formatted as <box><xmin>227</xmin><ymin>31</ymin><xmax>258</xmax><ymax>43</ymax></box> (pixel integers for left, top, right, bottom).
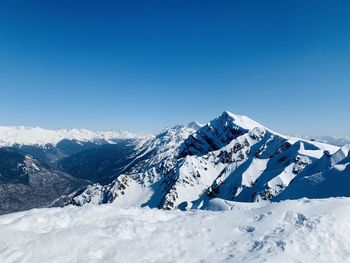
<box><xmin>1</xmin><ymin>111</ymin><xmax>347</xmax><ymax>215</ymax></box>
<box><xmin>274</xmin><ymin>145</ymin><xmax>350</xmax><ymax>201</ymax></box>
<box><xmin>0</xmin><ymin>198</ymin><xmax>349</xmax><ymax>263</ymax></box>
<box><xmin>0</xmin><ymin>126</ymin><xmax>145</xmax><ymax>147</ymax></box>
<box><xmin>70</xmin><ymin>111</ymin><xmax>341</xmax><ymax>209</ymax></box>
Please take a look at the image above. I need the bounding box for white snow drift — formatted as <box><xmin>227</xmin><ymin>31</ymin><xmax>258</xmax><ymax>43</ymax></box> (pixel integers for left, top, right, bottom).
<box><xmin>0</xmin><ymin>198</ymin><xmax>349</xmax><ymax>263</ymax></box>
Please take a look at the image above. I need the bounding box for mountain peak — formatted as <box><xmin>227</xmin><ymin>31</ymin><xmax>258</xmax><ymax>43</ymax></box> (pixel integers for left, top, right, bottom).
<box><xmin>215</xmin><ymin>111</ymin><xmax>267</xmax><ymax>132</ymax></box>
<box><xmin>177</xmin><ymin>111</ymin><xmax>268</xmax><ymax>157</ymax></box>
<box><xmin>186</xmin><ymin>121</ymin><xmax>203</xmax><ymax>131</ymax></box>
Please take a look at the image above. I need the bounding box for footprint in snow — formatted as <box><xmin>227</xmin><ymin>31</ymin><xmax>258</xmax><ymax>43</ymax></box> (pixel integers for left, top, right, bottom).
<box><xmin>253</xmin><ymin>211</ymin><xmax>272</xmax><ymax>222</ymax></box>
<box><xmin>238</xmin><ymin>226</ymin><xmax>255</xmax><ymax>233</ymax></box>
<box><xmin>253</xmin><ymin>214</ymin><xmax>264</xmax><ymax>221</ymax></box>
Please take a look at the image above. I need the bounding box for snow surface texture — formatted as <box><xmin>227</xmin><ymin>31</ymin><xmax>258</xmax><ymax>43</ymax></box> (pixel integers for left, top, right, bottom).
<box><xmin>0</xmin><ymin>126</ymin><xmax>145</xmax><ymax>147</ymax></box>
<box><xmin>0</xmin><ymin>198</ymin><xmax>349</xmax><ymax>263</ymax></box>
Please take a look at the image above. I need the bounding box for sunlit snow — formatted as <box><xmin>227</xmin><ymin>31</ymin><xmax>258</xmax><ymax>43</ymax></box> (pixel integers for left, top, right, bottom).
<box><xmin>0</xmin><ymin>198</ymin><xmax>349</xmax><ymax>263</ymax></box>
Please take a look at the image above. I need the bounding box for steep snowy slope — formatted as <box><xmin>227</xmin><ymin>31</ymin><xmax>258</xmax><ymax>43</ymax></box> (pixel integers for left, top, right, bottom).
<box><xmin>0</xmin><ymin>198</ymin><xmax>349</xmax><ymax>263</ymax></box>
<box><xmin>274</xmin><ymin>145</ymin><xmax>350</xmax><ymax>201</ymax></box>
<box><xmin>70</xmin><ymin>111</ymin><xmax>340</xmax><ymax>209</ymax></box>
<box><xmin>178</xmin><ymin>111</ymin><xmax>269</xmax><ymax>157</ymax></box>
<box><xmin>1</xmin><ymin>112</ymin><xmax>345</xmax><ymax>214</ymax></box>
<box><xmin>71</xmin><ymin>124</ymin><xmax>197</xmax><ymax>206</ymax></box>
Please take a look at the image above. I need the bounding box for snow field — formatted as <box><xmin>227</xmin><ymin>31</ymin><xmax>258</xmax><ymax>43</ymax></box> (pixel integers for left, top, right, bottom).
<box><xmin>0</xmin><ymin>198</ymin><xmax>349</xmax><ymax>263</ymax></box>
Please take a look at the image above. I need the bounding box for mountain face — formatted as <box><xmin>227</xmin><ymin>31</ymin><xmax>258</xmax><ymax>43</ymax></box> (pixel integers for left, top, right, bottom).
<box><xmin>0</xmin><ymin>127</ymin><xmax>146</xmax><ymax>214</ymax></box>
<box><xmin>0</xmin><ymin>113</ymin><xmax>348</xmax><ymax>214</ymax></box>
<box><xmin>68</xmin><ymin>112</ymin><xmax>346</xmax><ymax>210</ymax></box>
<box><xmin>0</xmin><ymin>148</ymin><xmax>88</xmax><ymax>215</ymax></box>
<box><xmin>273</xmin><ymin>144</ymin><xmax>350</xmax><ymax>201</ymax></box>
<box><xmin>58</xmin><ymin>139</ymin><xmax>140</xmax><ymax>184</ymax></box>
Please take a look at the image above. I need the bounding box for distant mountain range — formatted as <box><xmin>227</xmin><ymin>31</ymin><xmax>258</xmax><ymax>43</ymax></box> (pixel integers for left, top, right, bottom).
<box><xmin>0</xmin><ymin>112</ymin><xmax>349</xmax><ymax>214</ymax></box>
<box><xmin>300</xmin><ymin>135</ymin><xmax>350</xmax><ymax>147</ymax></box>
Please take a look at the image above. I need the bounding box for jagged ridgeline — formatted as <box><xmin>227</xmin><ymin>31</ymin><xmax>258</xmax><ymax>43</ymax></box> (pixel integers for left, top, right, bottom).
<box><xmin>0</xmin><ymin>111</ymin><xmax>349</xmax><ymax>214</ymax></box>
<box><xmin>66</xmin><ymin>111</ymin><xmax>348</xmax><ymax>210</ymax></box>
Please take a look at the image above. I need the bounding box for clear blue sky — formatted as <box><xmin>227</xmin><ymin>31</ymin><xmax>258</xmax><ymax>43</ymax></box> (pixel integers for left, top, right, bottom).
<box><xmin>0</xmin><ymin>0</ymin><xmax>349</xmax><ymax>136</ymax></box>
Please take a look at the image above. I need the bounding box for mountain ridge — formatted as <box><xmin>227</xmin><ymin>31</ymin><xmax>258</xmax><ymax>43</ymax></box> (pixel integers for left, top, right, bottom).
<box><xmin>0</xmin><ymin>111</ymin><xmax>348</xmax><ymax>214</ymax></box>
<box><xmin>0</xmin><ymin>125</ymin><xmax>147</xmax><ymax>147</ymax></box>
<box><xmin>66</xmin><ymin>111</ymin><xmax>346</xmax><ymax>210</ymax></box>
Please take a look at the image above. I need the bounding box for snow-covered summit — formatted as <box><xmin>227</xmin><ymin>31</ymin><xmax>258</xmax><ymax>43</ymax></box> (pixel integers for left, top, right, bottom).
<box><xmin>1</xmin><ymin>111</ymin><xmax>346</xmax><ymax>213</ymax></box>
<box><xmin>1</xmin><ymin>111</ymin><xmax>349</xmax><ymax>262</ymax></box>
<box><xmin>220</xmin><ymin>111</ymin><xmax>268</xmax><ymax>131</ymax></box>
<box><xmin>186</xmin><ymin>121</ymin><xmax>203</xmax><ymax>130</ymax></box>
<box><xmin>179</xmin><ymin>111</ymin><xmax>279</xmax><ymax>157</ymax></box>
<box><xmin>68</xmin><ymin>111</ymin><xmax>344</xmax><ymax>210</ymax></box>
<box><xmin>0</xmin><ymin>126</ymin><xmax>146</xmax><ymax>147</ymax></box>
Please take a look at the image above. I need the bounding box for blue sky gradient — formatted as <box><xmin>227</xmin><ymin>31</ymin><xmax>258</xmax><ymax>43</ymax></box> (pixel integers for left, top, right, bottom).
<box><xmin>0</xmin><ymin>0</ymin><xmax>349</xmax><ymax>136</ymax></box>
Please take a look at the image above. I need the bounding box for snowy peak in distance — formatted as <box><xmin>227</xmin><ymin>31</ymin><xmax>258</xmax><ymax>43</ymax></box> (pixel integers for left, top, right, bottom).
<box><xmin>0</xmin><ymin>126</ymin><xmax>147</xmax><ymax>147</ymax></box>
<box><xmin>178</xmin><ymin>111</ymin><xmax>271</xmax><ymax>157</ymax></box>
<box><xmin>186</xmin><ymin>121</ymin><xmax>203</xmax><ymax>131</ymax></box>
<box><xmin>301</xmin><ymin>135</ymin><xmax>350</xmax><ymax>147</ymax></box>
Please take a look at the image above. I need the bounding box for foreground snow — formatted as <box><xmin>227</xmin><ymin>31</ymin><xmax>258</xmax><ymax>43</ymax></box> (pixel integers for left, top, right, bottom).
<box><xmin>1</xmin><ymin>198</ymin><xmax>349</xmax><ymax>263</ymax></box>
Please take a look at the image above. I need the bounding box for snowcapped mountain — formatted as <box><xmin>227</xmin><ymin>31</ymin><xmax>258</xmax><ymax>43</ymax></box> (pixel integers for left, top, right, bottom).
<box><xmin>0</xmin><ymin>127</ymin><xmax>147</xmax><ymax>214</ymax></box>
<box><xmin>0</xmin><ymin>126</ymin><xmax>145</xmax><ymax>147</ymax></box>
<box><xmin>70</xmin><ymin>123</ymin><xmax>199</xmax><ymax>207</ymax></box>
<box><xmin>302</xmin><ymin>135</ymin><xmax>350</xmax><ymax>147</ymax></box>
<box><xmin>69</xmin><ymin>111</ymin><xmax>345</xmax><ymax>210</ymax></box>
<box><xmin>186</xmin><ymin>121</ymin><xmax>204</xmax><ymax>130</ymax></box>
<box><xmin>0</xmin><ymin>111</ymin><xmax>348</xmax><ymax>214</ymax></box>
<box><xmin>0</xmin><ymin>113</ymin><xmax>348</xmax><ymax>260</ymax></box>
